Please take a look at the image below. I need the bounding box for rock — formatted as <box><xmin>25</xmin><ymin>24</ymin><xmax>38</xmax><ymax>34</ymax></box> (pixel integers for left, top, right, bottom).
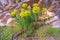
<box><xmin>0</xmin><ymin>22</ymin><xmax>5</xmax><ymax>26</ymax></box>
<box><xmin>0</xmin><ymin>12</ymin><xmax>14</xmax><ymax>26</ymax></box>
<box><xmin>5</xmin><ymin>18</ymin><xmax>13</xmax><ymax>26</ymax></box>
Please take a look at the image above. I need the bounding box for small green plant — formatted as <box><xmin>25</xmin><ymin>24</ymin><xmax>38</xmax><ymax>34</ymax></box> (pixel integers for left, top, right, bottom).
<box><xmin>11</xmin><ymin>3</ymin><xmax>47</xmax><ymax>35</ymax></box>
<box><xmin>0</xmin><ymin>25</ymin><xmax>21</xmax><ymax>40</ymax></box>
<box><xmin>45</xmin><ymin>26</ymin><xmax>60</xmax><ymax>36</ymax></box>
<box><xmin>0</xmin><ymin>26</ymin><xmax>13</xmax><ymax>40</ymax></box>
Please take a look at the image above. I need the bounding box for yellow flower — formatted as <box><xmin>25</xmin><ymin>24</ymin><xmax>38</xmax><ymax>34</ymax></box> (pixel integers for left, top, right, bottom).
<box><xmin>11</xmin><ymin>9</ymin><xmax>17</xmax><ymax>16</ymax></box>
<box><xmin>20</xmin><ymin>10</ymin><xmax>31</xmax><ymax>17</ymax></box>
<box><xmin>42</xmin><ymin>8</ymin><xmax>47</xmax><ymax>12</ymax></box>
<box><xmin>32</xmin><ymin>7</ymin><xmax>40</xmax><ymax>14</ymax></box>
<box><xmin>24</xmin><ymin>10</ymin><xmax>31</xmax><ymax>16</ymax></box>
<box><xmin>22</xmin><ymin>3</ymin><xmax>28</xmax><ymax>9</ymax></box>
<box><xmin>33</xmin><ymin>3</ymin><xmax>38</xmax><ymax>7</ymax></box>
<box><xmin>20</xmin><ymin>12</ymin><xmax>25</xmax><ymax>17</ymax></box>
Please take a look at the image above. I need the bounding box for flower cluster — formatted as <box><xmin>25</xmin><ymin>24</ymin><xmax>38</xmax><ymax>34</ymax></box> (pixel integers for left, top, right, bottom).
<box><xmin>32</xmin><ymin>3</ymin><xmax>40</xmax><ymax>14</ymax></box>
<box><xmin>11</xmin><ymin>9</ymin><xmax>17</xmax><ymax>16</ymax></box>
<box><xmin>19</xmin><ymin>3</ymin><xmax>31</xmax><ymax>17</ymax></box>
<box><xmin>32</xmin><ymin>7</ymin><xmax>40</xmax><ymax>14</ymax></box>
<box><xmin>19</xmin><ymin>3</ymin><xmax>41</xmax><ymax>18</ymax></box>
<box><xmin>20</xmin><ymin>10</ymin><xmax>31</xmax><ymax>17</ymax></box>
<box><xmin>22</xmin><ymin>3</ymin><xmax>28</xmax><ymax>9</ymax></box>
